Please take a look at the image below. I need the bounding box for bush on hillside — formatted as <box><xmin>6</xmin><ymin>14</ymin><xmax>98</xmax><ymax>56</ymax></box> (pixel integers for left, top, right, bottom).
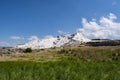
<box><xmin>24</xmin><ymin>48</ymin><xmax>32</xmax><ymax>53</ymax></box>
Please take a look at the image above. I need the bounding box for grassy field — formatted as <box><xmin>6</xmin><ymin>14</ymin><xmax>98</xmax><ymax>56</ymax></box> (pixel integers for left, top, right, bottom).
<box><xmin>0</xmin><ymin>46</ymin><xmax>120</xmax><ymax>80</ymax></box>
<box><xmin>0</xmin><ymin>60</ymin><xmax>120</xmax><ymax>80</ymax></box>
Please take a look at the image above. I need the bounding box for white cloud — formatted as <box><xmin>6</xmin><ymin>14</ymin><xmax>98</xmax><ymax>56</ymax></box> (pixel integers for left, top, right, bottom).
<box><xmin>10</xmin><ymin>36</ymin><xmax>24</xmax><ymax>40</ymax></box>
<box><xmin>78</xmin><ymin>13</ymin><xmax>120</xmax><ymax>39</ymax></box>
<box><xmin>58</xmin><ymin>30</ymin><xmax>69</xmax><ymax>35</ymax></box>
<box><xmin>0</xmin><ymin>41</ymin><xmax>11</xmax><ymax>47</ymax></box>
<box><xmin>108</xmin><ymin>13</ymin><xmax>117</xmax><ymax>20</ymax></box>
<box><xmin>28</xmin><ymin>36</ymin><xmax>39</xmax><ymax>41</ymax></box>
<box><xmin>44</xmin><ymin>35</ymin><xmax>55</xmax><ymax>39</ymax></box>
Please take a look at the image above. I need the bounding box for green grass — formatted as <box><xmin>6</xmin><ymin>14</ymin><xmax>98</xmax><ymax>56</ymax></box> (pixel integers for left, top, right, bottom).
<box><xmin>0</xmin><ymin>46</ymin><xmax>120</xmax><ymax>80</ymax></box>
<box><xmin>0</xmin><ymin>60</ymin><xmax>120</xmax><ymax>80</ymax></box>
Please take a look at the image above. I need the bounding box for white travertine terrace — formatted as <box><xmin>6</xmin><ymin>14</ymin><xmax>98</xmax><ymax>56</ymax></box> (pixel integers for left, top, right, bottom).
<box><xmin>15</xmin><ymin>31</ymin><xmax>91</xmax><ymax>49</ymax></box>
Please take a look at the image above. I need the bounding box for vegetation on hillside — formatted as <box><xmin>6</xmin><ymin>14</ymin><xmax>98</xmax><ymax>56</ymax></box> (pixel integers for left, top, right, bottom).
<box><xmin>0</xmin><ymin>46</ymin><xmax>120</xmax><ymax>80</ymax></box>
<box><xmin>58</xmin><ymin>46</ymin><xmax>120</xmax><ymax>61</ymax></box>
<box><xmin>24</xmin><ymin>48</ymin><xmax>32</xmax><ymax>53</ymax></box>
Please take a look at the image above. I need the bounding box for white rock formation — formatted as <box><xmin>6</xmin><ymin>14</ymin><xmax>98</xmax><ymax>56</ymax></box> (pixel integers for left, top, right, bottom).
<box><xmin>15</xmin><ymin>31</ymin><xmax>91</xmax><ymax>49</ymax></box>
<box><xmin>72</xmin><ymin>31</ymin><xmax>91</xmax><ymax>42</ymax></box>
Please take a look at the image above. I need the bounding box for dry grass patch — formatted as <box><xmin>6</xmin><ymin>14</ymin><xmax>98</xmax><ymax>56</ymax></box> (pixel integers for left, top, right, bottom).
<box><xmin>0</xmin><ymin>52</ymin><xmax>66</xmax><ymax>62</ymax></box>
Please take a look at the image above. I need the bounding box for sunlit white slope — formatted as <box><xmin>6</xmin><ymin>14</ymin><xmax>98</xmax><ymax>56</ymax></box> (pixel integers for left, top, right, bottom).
<box><xmin>72</xmin><ymin>31</ymin><xmax>91</xmax><ymax>42</ymax></box>
<box><xmin>16</xmin><ymin>36</ymin><xmax>57</xmax><ymax>49</ymax></box>
<box><xmin>16</xmin><ymin>31</ymin><xmax>90</xmax><ymax>49</ymax></box>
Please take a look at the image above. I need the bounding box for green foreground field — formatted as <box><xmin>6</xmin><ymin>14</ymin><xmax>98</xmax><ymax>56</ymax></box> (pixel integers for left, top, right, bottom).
<box><xmin>0</xmin><ymin>46</ymin><xmax>120</xmax><ymax>80</ymax></box>
<box><xmin>0</xmin><ymin>60</ymin><xmax>120</xmax><ymax>80</ymax></box>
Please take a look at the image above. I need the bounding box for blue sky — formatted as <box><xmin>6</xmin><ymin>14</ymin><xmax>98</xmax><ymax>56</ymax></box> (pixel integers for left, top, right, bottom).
<box><xmin>0</xmin><ymin>0</ymin><xmax>120</xmax><ymax>46</ymax></box>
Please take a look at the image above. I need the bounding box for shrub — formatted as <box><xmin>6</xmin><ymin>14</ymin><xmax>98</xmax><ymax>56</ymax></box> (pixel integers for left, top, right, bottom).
<box><xmin>2</xmin><ymin>47</ymin><xmax>6</xmax><ymax>49</ymax></box>
<box><xmin>51</xmin><ymin>47</ymin><xmax>56</xmax><ymax>49</ymax></box>
<box><xmin>40</xmin><ymin>49</ymin><xmax>44</xmax><ymax>51</ymax></box>
<box><xmin>57</xmin><ymin>49</ymin><xmax>69</xmax><ymax>54</ymax></box>
<box><xmin>24</xmin><ymin>48</ymin><xmax>32</xmax><ymax>53</ymax></box>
